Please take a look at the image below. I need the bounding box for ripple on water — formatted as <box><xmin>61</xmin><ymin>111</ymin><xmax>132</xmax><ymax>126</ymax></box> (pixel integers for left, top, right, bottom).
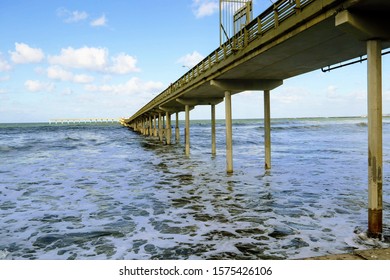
<box><xmin>1</xmin><ymin>121</ymin><xmax>390</xmax><ymax>259</ymax></box>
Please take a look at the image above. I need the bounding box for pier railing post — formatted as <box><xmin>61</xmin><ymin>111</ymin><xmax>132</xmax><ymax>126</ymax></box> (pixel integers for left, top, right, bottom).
<box><xmin>264</xmin><ymin>90</ymin><xmax>271</xmax><ymax>169</ymax></box>
<box><xmin>367</xmin><ymin>39</ymin><xmax>383</xmax><ymax>238</ymax></box>
<box><xmin>225</xmin><ymin>90</ymin><xmax>233</xmax><ymax>173</ymax></box>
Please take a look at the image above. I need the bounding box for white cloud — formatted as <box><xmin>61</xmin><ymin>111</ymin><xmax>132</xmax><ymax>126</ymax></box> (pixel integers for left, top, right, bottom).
<box><xmin>57</xmin><ymin>8</ymin><xmax>88</xmax><ymax>23</ymax></box>
<box><xmin>326</xmin><ymin>85</ymin><xmax>339</xmax><ymax>99</ymax></box>
<box><xmin>25</xmin><ymin>80</ymin><xmax>54</xmax><ymax>92</ymax></box>
<box><xmin>48</xmin><ymin>46</ymin><xmax>140</xmax><ymax>74</ymax></box>
<box><xmin>84</xmin><ymin>77</ymin><xmax>164</xmax><ymax>95</ymax></box>
<box><xmin>47</xmin><ymin>66</ymin><xmax>73</xmax><ymax>81</ymax></box>
<box><xmin>61</xmin><ymin>88</ymin><xmax>74</xmax><ymax>96</ymax></box>
<box><xmin>192</xmin><ymin>0</ymin><xmax>219</xmax><ymax>18</ymax></box>
<box><xmin>273</xmin><ymin>86</ymin><xmax>309</xmax><ymax>104</ymax></box>
<box><xmin>73</xmin><ymin>74</ymin><xmax>95</xmax><ymax>84</ymax></box>
<box><xmin>10</xmin><ymin>43</ymin><xmax>45</xmax><ymax>64</ymax></box>
<box><xmin>177</xmin><ymin>51</ymin><xmax>204</xmax><ymax>68</ymax></box>
<box><xmin>0</xmin><ymin>75</ymin><xmax>11</xmax><ymax>82</ymax></box>
<box><xmin>0</xmin><ymin>53</ymin><xmax>11</xmax><ymax>71</ymax></box>
<box><xmin>48</xmin><ymin>46</ymin><xmax>108</xmax><ymax>71</ymax></box>
<box><xmin>90</xmin><ymin>14</ymin><xmax>107</xmax><ymax>27</ymax></box>
<box><xmin>108</xmin><ymin>53</ymin><xmax>140</xmax><ymax>74</ymax></box>
<box><xmin>47</xmin><ymin>66</ymin><xmax>94</xmax><ymax>84</ymax></box>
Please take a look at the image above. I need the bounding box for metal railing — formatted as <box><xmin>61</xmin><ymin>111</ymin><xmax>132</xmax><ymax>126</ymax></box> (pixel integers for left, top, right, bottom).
<box><xmin>128</xmin><ymin>0</ymin><xmax>316</xmax><ymax>122</ymax></box>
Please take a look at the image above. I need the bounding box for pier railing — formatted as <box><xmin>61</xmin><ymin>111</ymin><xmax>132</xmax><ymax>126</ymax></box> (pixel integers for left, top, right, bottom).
<box><xmin>49</xmin><ymin>118</ymin><xmax>119</xmax><ymax>124</ymax></box>
<box><xmin>127</xmin><ymin>0</ymin><xmax>315</xmax><ymax>122</ymax></box>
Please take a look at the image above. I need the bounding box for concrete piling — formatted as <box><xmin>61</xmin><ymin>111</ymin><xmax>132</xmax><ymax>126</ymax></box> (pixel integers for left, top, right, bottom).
<box><xmin>166</xmin><ymin>112</ymin><xmax>171</xmax><ymax>145</ymax></box>
<box><xmin>264</xmin><ymin>90</ymin><xmax>271</xmax><ymax>169</ymax></box>
<box><xmin>367</xmin><ymin>40</ymin><xmax>383</xmax><ymax>238</ymax></box>
<box><xmin>158</xmin><ymin>113</ymin><xmax>163</xmax><ymax>142</ymax></box>
<box><xmin>175</xmin><ymin>112</ymin><xmax>180</xmax><ymax>143</ymax></box>
<box><xmin>211</xmin><ymin>104</ymin><xmax>216</xmax><ymax>155</ymax></box>
<box><xmin>225</xmin><ymin>91</ymin><xmax>233</xmax><ymax>173</ymax></box>
<box><xmin>185</xmin><ymin>104</ymin><xmax>190</xmax><ymax>156</ymax></box>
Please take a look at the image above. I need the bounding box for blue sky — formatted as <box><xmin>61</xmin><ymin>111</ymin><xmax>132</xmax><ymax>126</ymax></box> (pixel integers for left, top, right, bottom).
<box><xmin>0</xmin><ymin>0</ymin><xmax>389</xmax><ymax>123</ymax></box>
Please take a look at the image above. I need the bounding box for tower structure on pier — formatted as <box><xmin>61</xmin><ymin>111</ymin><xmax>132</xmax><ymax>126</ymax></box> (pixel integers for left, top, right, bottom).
<box><xmin>219</xmin><ymin>0</ymin><xmax>253</xmax><ymax>46</ymax></box>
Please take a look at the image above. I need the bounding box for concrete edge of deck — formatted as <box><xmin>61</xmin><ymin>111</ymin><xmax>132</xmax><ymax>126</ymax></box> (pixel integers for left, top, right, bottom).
<box><xmin>301</xmin><ymin>248</ymin><xmax>390</xmax><ymax>260</ymax></box>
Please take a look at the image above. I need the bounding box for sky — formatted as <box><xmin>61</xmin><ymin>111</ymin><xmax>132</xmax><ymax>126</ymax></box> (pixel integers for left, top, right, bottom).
<box><xmin>0</xmin><ymin>0</ymin><xmax>389</xmax><ymax>123</ymax></box>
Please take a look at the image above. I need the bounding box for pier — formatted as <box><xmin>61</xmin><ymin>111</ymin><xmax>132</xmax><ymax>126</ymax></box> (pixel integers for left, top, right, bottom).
<box><xmin>121</xmin><ymin>0</ymin><xmax>390</xmax><ymax>237</ymax></box>
<box><xmin>49</xmin><ymin>118</ymin><xmax>119</xmax><ymax>124</ymax></box>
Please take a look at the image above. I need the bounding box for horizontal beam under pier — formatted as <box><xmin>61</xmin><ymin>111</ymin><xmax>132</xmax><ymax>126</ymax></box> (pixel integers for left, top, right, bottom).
<box><xmin>159</xmin><ymin>106</ymin><xmax>183</xmax><ymax>113</ymax></box>
<box><xmin>176</xmin><ymin>98</ymin><xmax>224</xmax><ymax>106</ymax></box>
<box><xmin>336</xmin><ymin>10</ymin><xmax>390</xmax><ymax>41</ymax></box>
<box><xmin>210</xmin><ymin>79</ymin><xmax>283</xmax><ymax>92</ymax></box>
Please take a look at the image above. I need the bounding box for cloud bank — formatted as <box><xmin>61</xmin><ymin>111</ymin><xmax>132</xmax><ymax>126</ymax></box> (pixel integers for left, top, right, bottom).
<box><xmin>48</xmin><ymin>46</ymin><xmax>139</xmax><ymax>74</ymax></box>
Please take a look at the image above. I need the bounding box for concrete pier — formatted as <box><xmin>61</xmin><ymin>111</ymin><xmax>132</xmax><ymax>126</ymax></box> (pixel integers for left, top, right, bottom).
<box><xmin>121</xmin><ymin>0</ymin><xmax>390</xmax><ymax>239</ymax></box>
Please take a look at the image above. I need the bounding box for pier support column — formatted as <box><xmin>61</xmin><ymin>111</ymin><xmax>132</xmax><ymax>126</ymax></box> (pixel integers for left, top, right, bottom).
<box><xmin>153</xmin><ymin>115</ymin><xmax>157</xmax><ymax>137</ymax></box>
<box><xmin>166</xmin><ymin>112</ymin><xmax>172</xmax><ymax>145</ymax></box>
<box><xmin>145</xmin><ymin>118</ymin><xmax>148</xmax><ymax>136</ymax></box>
<box><xmin>225</xmin><ymin>90</ymin><xmax>233</xmax><ymax>173</ymax></box>
<box><xmin>367</xmin><ymin>40</ymin><xmax>383</xmax><ymax>238</ymax></box>
<box><xmin>211</xmin><ymin>104</ymin><xmax>216</xmax><ymax>155</ymax></box>
<box><xmin>162</xmin><ymin>115</ymin><xmax>166</xmax><ymax>141</ymax></box>
<box><xmin>185</xmin><ymin>105</ymin><xmax>190</xmax><ymax>156</ymax></box>
<box><xmin>175</xmin><ymin>112</ymin><xmax>180</xmax><ymax>143</ymax></box>
<box><xmin>211</xmin><ymin>79</ymin><xmax>282</xmax><ymax>173</ymax></box>
<box><xmin>158</xmin><ymin>113</ymin><xmax>163</xmax><ymax>142</ymax></box>
<box><xmin>264</xmin><ymin>90</ymin><xmax>271</xmax><ymax>169</ymax></box>
<box><xmin>141</xmin><ymin>119</ymin><xmax>145</xmax><ymax>135</ymax></box>
<box><xmin>149</xmin><ymin>115</ymin><xmax>152</xmax><ymax>136</ymax></box>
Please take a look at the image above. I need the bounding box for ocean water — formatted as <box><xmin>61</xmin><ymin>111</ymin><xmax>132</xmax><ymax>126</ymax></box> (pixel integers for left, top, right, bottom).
<box><xmin>0</xmin><ymin>117</ymin><xmax>389</xmax><ymax>260</ymax></box>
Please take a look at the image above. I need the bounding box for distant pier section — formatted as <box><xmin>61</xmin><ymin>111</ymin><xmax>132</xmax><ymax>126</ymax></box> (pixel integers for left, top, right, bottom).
<box><xmin>49</xmin><ymin>118</ymin><xmax>119</xmax><ymax>124</ymax></box>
